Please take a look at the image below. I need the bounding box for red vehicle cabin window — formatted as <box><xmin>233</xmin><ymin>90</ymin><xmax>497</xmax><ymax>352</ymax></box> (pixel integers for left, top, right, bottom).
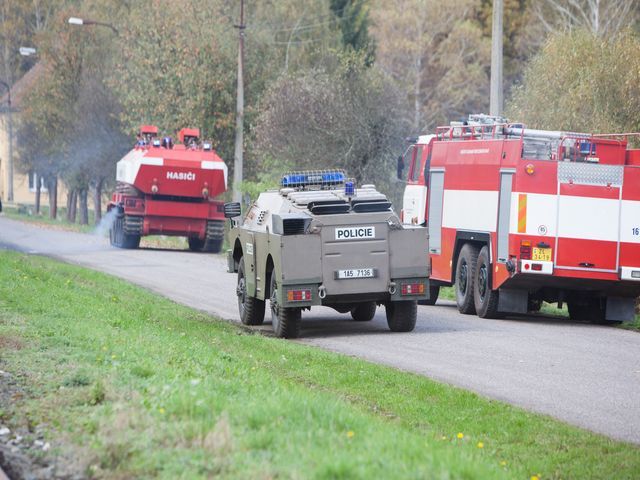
<box><xmin>408</xmin><ymin>145</ymin><xmax>424</xmax><ymax>182</ymax></box>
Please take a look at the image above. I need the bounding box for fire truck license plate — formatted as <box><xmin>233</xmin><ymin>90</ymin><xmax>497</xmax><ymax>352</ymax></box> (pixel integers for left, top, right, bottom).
<box><xmin>337</xmin><ymin>268</ymin><xmax>375</xmax><ymax>279</ymax></box>
<box><xmin>532</xmin><ymin>248</ymin><xmax>552</xmax><ymax>261</ymax></box>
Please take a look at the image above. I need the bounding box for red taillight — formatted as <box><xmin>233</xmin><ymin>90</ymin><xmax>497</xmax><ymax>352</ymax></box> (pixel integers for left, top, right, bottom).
<box><xmin>287</xmin><ymin>289</ymin><xmax>311</xmax><ymax>302</ymax></box>
<box><xmin>401</xmin><ymin>282</ymin><xmax>425</xmax><ymax>296</ymax></box>
<box><xmin>520</xmin><ymin>240</ymin><xmax>532</xmax><ymax>260</ymax></box>
<box><xmin>531</xmin><ymin>263</ymin><xmax>542</xmax><ymax>271</ymax></box>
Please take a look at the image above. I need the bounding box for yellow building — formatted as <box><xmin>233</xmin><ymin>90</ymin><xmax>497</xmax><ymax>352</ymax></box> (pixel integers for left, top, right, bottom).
<box><xmin>0</xmin><ymin>64</ymin><xmax>66</xmax><ymax>209</ymax></box>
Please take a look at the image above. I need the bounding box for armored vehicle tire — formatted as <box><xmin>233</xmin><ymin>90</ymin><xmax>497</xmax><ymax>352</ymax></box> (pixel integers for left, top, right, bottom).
<box><xmin>110</xmin><ymin>215</ymin><xmax>140</xmax><ymax>249</ymax></box>
<box><xmin>455</xmin><ymin>244</ymin><xmax>479</xmax><ymax>315</ymax></box>
<box><xmin>418</xmin><ymin>286</ymin><xmax>440</xmax><ymax>306</ymax></box>
<box><xmin>237</xmin><ymin>257</ymin><xmax>265</xmax><ymax>325</ymax></box>
<box><xmin>385</xmin><ymin>301</ymin><xmax>417</xmax><ymax>332</ymax></box>
<box><xmin>269</xmin><ymin>274</ymin><xmax>301</xmax><ymax>338</ymax></box>
<box><xmin>350</xmin><ymin>302</ymin><xmax>377</xmax><ymax>322</ymax></box>
<box><xmin>473</xmin><ymin>246</ymin><xmax>501</xmax><ymax>318</ymax></box>
<box><xmin>188</xmin><ymin>237</ymin><xmax>205</xmax><ymax>251</ymax></box>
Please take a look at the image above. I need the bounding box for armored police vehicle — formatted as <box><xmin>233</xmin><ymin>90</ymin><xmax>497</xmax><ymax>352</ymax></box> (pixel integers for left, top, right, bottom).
<box><xmin>225</xmin><ymin>170</ymin><xmax>430</xmax><ymax>338</ymax></box>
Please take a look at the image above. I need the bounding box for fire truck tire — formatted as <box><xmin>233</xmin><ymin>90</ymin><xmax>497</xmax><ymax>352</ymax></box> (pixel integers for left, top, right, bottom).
<box><xmin>237</xmin><ymin>257</ymin><xmax>265</xmax><ymax>326</ymax></box>
<box><xmin>269</xmin><ymin>273</ymin><xmax>301</xmax><ymax>338</ymax></box>
<box><xmin>110</xmin><ymin>216</ymin><xmax>140</xmax><ymax>249</ymax></box>
<box><xmin>203</xmin><ymin>237</ymin><xmax>224</xmax><ymax>254</ymax></box>
<box><xmin>474</xmin><ymin>246</ymin><xmax>500</xmax><ymax>318</ymax></box>
<box><xmin>568</xmin><ymin>299</ymin><xmax>606</xmax><ymax>323</ymax></box>
<box><xmin>385</xmin><ymin>301</ymin><xmax>417</xmax><ymax>332</ymax></box>
<box><xmin>419</xmin><ymin>286</ymin><xmax>440</xmax><ymax>306</ymax></box>
<box><xmin>455</xmin><ymin>244</ymin><xmax>479</xmax><ymax>315</ymax></box>
<box><xmin>188</xmin><ymin>237</ymin><xmax>205</xmax><ymax>251</ymax></box>
<box><xmin>351</xmin><ymin>302</ymin><xmax>377</xmax><ymax>321</ymax></box>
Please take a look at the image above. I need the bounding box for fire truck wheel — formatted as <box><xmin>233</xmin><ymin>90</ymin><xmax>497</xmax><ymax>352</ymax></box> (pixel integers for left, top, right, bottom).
<box><xmin>203</xmin><ymin>237</ymin><xmax>224</xmax><ymax>254</ymax></box>
<box><xmin>110</xmin><ymin>216</ymin><xmax>140</xmax><ymax>249</ymax></box>
<box><xmin>269</xmin><ymin>273</ymin><xmax>301</xmax><ymax>338</ymax></box>
<box><xmin>474</xmin><ymin>246</ymin><xmax>500</xmax><ymax>318</ymax></box>
<box><xmin>188</xmin><ymin>237</ymin><xmax>205</xmax><ymax>251</ymax></box>
<box><xmin>418</xmin><ymin>286</ymin><xmax>440</xmax><ymax>306</ymax></box>
<box><xmin>237</xmin><ymin>257</ymin><xmax>265</xmax><ymax>326</ymax></box>
<box><xmin>455</xmin><ymin>244</ymin><xmax>479</xmax><ymax>315</ymax></box>
<box><xmin>385</xmin><ymin>301</ymin><xmax>417</xmax><ymax>332</ymax></box>
<box><xmin>568</xmin><ymin>299</ymin><xmax>606</xmax><ymax>323</ymax></box>
<box><xmin>351</xmin><ymin>302</ymin><xmax>377</xmax><ymax>321</ymax></box>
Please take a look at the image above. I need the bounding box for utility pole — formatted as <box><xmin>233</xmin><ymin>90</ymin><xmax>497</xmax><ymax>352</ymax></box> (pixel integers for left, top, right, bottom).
<box><xmin>490</xmin><ymin>0</ymin><xmax>503</xmax><ymax>116</ymax></box>
<box><xmin>0</xmin><ymin>80</ymin><xmax>13</xmax><ymax>203</ymax></box>
<box><xmin>233</xmin><ymin>0</ymin><xmax>245</xmax><ymax>203</ymax></box>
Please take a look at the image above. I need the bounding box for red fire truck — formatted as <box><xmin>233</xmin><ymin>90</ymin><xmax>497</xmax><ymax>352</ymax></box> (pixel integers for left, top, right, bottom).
<box><xmin>401</xmin><ymin>114</ymin><xmax>640</xmax><ymax>322</ymax></box>
<box><xmin>107</xmin><ymin>125</ymin><xmax>228</xmax><ymax>252</ymax></box>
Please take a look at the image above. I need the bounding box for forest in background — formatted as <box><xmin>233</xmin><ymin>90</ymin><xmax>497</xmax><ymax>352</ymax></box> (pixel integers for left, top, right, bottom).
<box><xmin>1</xmin><ymin>0</ymin><xmax>639</xmax><ymax>221</ymax></box>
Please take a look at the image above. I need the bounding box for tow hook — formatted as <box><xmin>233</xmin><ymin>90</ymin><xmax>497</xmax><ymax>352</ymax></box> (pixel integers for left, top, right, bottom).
<box><xmin>318</xmin><ymin>285</ymin><xmax>327</xmax><ymax>299</ymax></box>
<box><xmin>388</xmin><ymin>281</ymin><xmax>397</xmax><ymax>295</ymax></box>
<box><xmin>506</xmin><ymin>259</ymin><xmax>516</xmax><ymax>274</ymax></box>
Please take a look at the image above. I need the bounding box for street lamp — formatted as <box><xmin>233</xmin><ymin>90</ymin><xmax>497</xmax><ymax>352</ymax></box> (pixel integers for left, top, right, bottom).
<box><xmin>68</xmin><ymin>16</ymin><xmax>118</xmax><ymax>34</ymax></box>
<box><xmin>0</xmin><ymin>80</ymin><xmax>13</xmax><ymax>203</ymax></box>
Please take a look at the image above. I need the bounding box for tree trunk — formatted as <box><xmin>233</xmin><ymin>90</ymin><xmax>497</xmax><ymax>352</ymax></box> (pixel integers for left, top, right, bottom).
<box><xmin>93</xmin><ymin>178</ymin><xmax>103</xmax><ymax>224</ymax></box>
<box><xmin>79</xmin><ymin>189</ymin><xmax>89</xmax><ymax>225</ymax></box>
<box><xmin>67</xmin><ymin>189</ymin><xmax>77</xmax><ymax>223</ymax></box>
<box><xmin>48</xmin><ymin>177</ymin><xmax>57</xmax><ymax>219</ymax></box>
<box><xmin>35</xmin><ymin>173</ymin><xmax>41</xmax><ymax>214</ymax></box>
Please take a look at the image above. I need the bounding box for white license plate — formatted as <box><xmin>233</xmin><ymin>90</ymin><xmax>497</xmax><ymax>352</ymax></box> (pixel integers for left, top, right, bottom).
<box><xmin>337</xmin><ymin>268</ymin><xmax>375</xmax><ymax>279</ymax></box>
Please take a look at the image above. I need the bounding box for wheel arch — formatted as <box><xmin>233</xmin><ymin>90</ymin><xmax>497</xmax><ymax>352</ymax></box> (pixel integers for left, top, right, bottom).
<box><xmin>232</xmin><ymin>238</ymin><xmax>243</xmax><ymax>271</ymax></box>
<box><xmin>264</xmin><ymin>254</ymin><xmax>275</xmax><ymax>299</ymax></box>
<box><xmin>451</xmin><ymin>231</ymin><xmax>491</xmax><ymax>284</ymax></box>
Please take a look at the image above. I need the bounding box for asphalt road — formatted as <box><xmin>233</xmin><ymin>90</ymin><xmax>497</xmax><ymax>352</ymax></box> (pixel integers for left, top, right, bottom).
<box><xmin>1</xmin><ymin>216</ymin><xmax>640</xmax><ymax>445</ymax></box>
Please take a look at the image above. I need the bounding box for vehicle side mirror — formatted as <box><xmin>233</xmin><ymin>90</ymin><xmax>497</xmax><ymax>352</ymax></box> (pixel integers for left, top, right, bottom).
<box><xmin>396</xmin><ymin>155</ymin><xmax>404</xmax><ymax>180</ymax></box>
<box><xmin>224</xmin><ymin>202</ymin><xmax>241</xmax><ymax>218</ymax></box>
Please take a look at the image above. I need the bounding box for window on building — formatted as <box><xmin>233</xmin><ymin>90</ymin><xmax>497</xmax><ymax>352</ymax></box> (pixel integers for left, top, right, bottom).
<box><xmin>28</xmin><ymin>172</ymin><xmax>48</xmax><ymax>192</ymax></box>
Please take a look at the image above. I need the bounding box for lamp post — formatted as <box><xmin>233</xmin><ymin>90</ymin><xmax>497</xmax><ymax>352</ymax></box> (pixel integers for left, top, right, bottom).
<box><xmin>0</xmin><ymin>80</ymin><xmax>13</xmax><ymax>203</ymax></box>
<box><xmin>68</xmin><ymin>17</ymin><xmax>118</xmax><ymax>34</ymax></box>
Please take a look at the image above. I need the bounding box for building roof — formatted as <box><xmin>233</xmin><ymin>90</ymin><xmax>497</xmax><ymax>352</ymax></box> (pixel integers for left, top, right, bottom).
<box><xmin>0</xmin><ymin>63</ymin><xmax>46</xmax><ymax>113</ymax></box>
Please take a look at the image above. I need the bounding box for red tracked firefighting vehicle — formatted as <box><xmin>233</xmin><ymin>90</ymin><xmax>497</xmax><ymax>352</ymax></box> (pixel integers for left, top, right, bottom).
<box><xmin>401</xmin><ymin>114</ymin><xmax>640</xmax><ymax>322</ymax></box>
<box><xmin>107</xmin><ymin>125</ymin><xmax>228</xmax><ymax>252</ymax></box>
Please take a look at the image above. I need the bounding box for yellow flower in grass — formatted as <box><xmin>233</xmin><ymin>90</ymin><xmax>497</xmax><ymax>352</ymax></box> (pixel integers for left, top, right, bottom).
<box><xmin>347</xmin><ymin>431</ymin><xmax>355</xmax><ymax>439</ymax></box>
<box><xmin>531</xmin><ymin>476</ymin><xmax>540</xmax><ymax>480</ymax></box>
<box><xmin>500</xmin><ymin>461</ymin><xmax>507</xmax><ymax>467</ymax></box>
<box><xmin>477</xmin><ymin>442</ymin><xmax>484</xmax><ymax>449</ymax></box>
<box><xmin>158</xmin><ymin>407</ymin><xmax>166</xmax><ymax>414</ymax></box>
<box><xmin>457</xmin><ymin>432</ymin><xmax>464</xmax><ymax>439</ymax></box>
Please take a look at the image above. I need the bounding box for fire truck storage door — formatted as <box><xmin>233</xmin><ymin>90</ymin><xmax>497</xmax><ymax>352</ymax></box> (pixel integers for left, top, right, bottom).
<box><xmin>497</xmin><ymin>170</ymin><xmax>515</xmax><ymax>263</ymax></box>
<box><xmin>428</xmin><ymin>169</ymin><xmax>444</xmax><ymax>254</ymax></box>
<box><xmin>555</xmin><ymin>162</ymin><xmax>623</xmax><ymax>272</ymax></box>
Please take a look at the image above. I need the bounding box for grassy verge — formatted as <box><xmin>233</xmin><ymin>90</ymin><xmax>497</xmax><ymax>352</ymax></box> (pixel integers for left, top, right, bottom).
<box><xmin>438</xmin><ymin>287</ymin><xmax>640</xmax><ymax>330</ymax></box>
<box><xmin>1</xmin><ymin>252</ymin><xmax>639</xmax><ymax>479</ymax></box>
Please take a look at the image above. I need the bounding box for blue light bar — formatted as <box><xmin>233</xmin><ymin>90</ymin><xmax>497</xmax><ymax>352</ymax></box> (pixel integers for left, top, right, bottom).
<box><xmin>281</xmin><ymin>170</ymin><xmax>346</xmax><ymax>188</ymax></box>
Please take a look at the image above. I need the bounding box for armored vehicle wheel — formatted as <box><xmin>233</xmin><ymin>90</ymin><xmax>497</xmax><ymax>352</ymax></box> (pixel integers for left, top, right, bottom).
<box><xmin>419</xmin><ymin>285</ymin><xmax>440</xmax><ymax>306</ymax></box>
<box><xmin>237</xmin><ymin>257</ymin><xmax>265</xmax><ymax>325</ymax></box>
<box><xmin>269</xmin><ymin>273</ymin><xmax>301</xmax><ymax>338</ymax></box>
<box><xmin>110</xmin><ymin>215</ymin><xmax>140</xmax><ymax>249</ymax></box>
<box><xmin>188</xmin><ymin>237</ymin><xmax>205</xmax><ymax>251</ymax></box>
<box><xmin>385</xmin><ymin>301</ymin><xmax>417</xmax><ymax>332</ymax></box>
<box><xmin>473</xmin><ymin>246</ymin><xmax>500</xmax><ymax>318</ymax></box>
<box><xmin>350</xmin><ymin>302</ymin><xmax>377</xmax><ymax>321</ymax></box>
<box><xmin>455</xmin><ymin>244</ymin><xmax>479</xmax><ymax>315</ymax></box>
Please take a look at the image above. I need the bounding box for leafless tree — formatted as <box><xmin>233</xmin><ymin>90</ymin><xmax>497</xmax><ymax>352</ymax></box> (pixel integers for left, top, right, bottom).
<box><xmin>534</xmin><ymin>0</ymin><xmax>637</xmax><ymax>37</ymax></box>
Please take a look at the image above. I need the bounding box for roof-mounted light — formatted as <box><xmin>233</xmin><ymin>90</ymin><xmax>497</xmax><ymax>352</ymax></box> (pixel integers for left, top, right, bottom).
<box><xmin>203</xmin><ymin>142</ymin><xmax>212</xmax><ymax>151</ymax></box>
<box><xmin>281</xmin><ymin>170</ymin><xmax>346</xmax><ymax>190</ymax></box>
<box><xmin>152</xmin><ymin>139</ymin><xmax>161</xmax><ymax>147</ymax></box>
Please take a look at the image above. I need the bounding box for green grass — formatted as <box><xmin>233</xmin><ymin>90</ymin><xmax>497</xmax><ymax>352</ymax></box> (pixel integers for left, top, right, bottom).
<box><xmin>1</xmin><ymin>252</ymin><xmax>639</xmax><ymax>479</ymax></box>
